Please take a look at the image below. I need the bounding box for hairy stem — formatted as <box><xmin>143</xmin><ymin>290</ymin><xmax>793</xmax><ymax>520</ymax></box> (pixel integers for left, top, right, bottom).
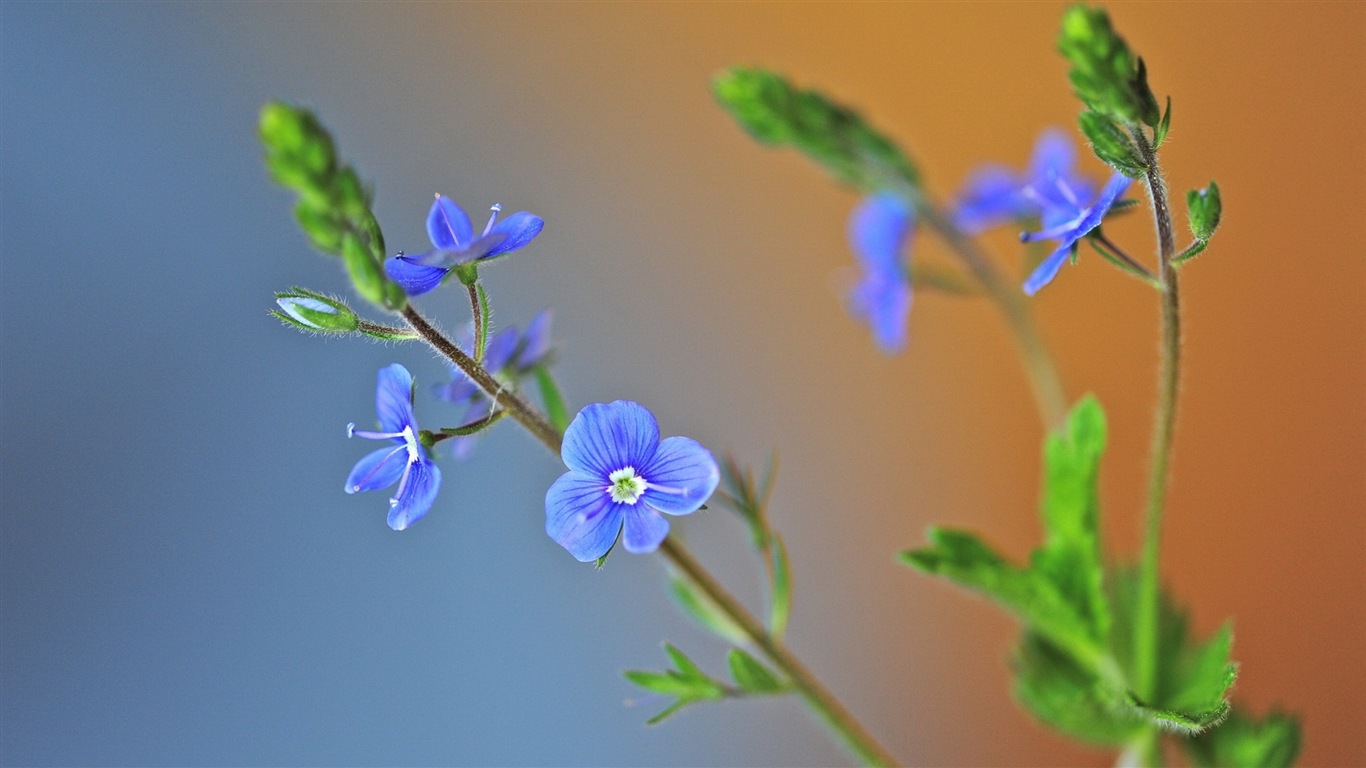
<box><xmin>400</xmin><ymin>303</ymin><xmax>899</xmax><ymax>767</ymax></box>
<box><xmin>466</xmin><ymin>283</ymin><xmax>486</xmax><ymax>363</ymax></box>
<box><xmin>1131</xmin><ymin>127</ymin><xmax>1182</xmax><ymax>765</ymax></box>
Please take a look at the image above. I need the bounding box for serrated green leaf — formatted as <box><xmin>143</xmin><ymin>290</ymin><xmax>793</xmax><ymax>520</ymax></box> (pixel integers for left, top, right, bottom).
<box><xmin>1058</xmin><ymin>6</ymin><xmax>1162</xmax><ymax>127</ymax></box>
<box><xmin>1186</xmin><ymin>181</ymin><xmax>1222</xmax><ymax>241</ymax></box>
<box><xmin>1168</xmin><ymin>623</ymin><xmax>1237</xmax><ymax>715</ymax></box>
<box><xmin>1077</xmin><ymin>111</ymin><xmax>1147</xmax><ymax>179</ymax></box>
<box><xmin>727</xmin><ymin>648</ymin><xmax>785</xmax><ymax>694</ymax></box>
<box><xmin>533</xmin><ymin>365</ymin><xmax>570</xmax><ymax>434</ymax></box>
<box><xmin>1125</xmin><ymin>694</ymin><xmax>1230</xmax><ymax>735</ymax></box>
<box><xmin>1013</xmin><ymin>632</ymin><xmax>1144</xmax><ymax>746</ymax></box>
<box><xmin>667</xmin><ymin>576</ymin><xmax>748</xmax><ymax>645</ymax></box>
<box><xmin>1183</xmin><ymin>708</ymin><xmax>1302</xmax><ymax>768</ymax></box>
<box><xmin>768</xmin><ymin>533</ymin><xmax>791</xmax><ymax>640</ymax></box>
<box><xmin>713</xmin><ymin>67</ymin><xmax>919</xmax><ymax>192</ymax></box>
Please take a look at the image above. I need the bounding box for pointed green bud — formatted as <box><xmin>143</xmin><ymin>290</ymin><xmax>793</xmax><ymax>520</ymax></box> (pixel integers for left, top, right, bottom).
<box><xmin>273</xmin><ymin>290</ymin><xmax>359</xmax><ymax>333</ymax></box>
<box><xmin>1059</xmin><ymin>6</ymin><xmax>1162</xmax><ymax>127</ymax></box>
<box><xmin>259</xmin><ymin>102</ymin><xmax>336</xmax><ymax>183</ymax></box>
<box><xmin>1186</xmin><ymin>181</ymin><xmax>1222</xmax><ymax>241</ymax></box>
<box><xmin>1077</xmin><ymin>111</ymin><xmax>1148</xmax><ymax>179</ymax></box>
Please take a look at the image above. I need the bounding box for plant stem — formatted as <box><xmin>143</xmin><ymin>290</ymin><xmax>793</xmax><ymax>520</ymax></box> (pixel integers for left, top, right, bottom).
<box><xmin>1131</xmin><ymin>127</ymin><xmax>1182</xmax><ymax>766</ymax></box>
<box><xmin>913</xmin><ymin>198</ymin><xmax>1069</xmax><ymax>430</ymax></box>
<box><xmin>400</xmin><ymin>304</ymin><xmax>899</xmax><ymax>767</ymax></box>
<box><xmin>466</xmin><ymin>283</ymin><xmax>486</xmax><ymax>363</ymax></box>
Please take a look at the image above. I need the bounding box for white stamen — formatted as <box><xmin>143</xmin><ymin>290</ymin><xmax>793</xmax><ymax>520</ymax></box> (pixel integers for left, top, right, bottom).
<box><xmin>607</xmin><ymin>467</ymin><xmax>648</xmax><ymax>505</ymax></box>
<box><xmin>482</xmin><ymin>203</ymin><xmax>502</xmax><ymax>236</ymax></box>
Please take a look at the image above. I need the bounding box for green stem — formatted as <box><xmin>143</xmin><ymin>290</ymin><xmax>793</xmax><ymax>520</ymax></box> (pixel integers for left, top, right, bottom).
<box><xmin>913</xmin><ymin>197</ymin><xmax>1069</xmax><ymax>430</ymax></box>
<box><xmin>400</xmin><ymin>304</ymin><xmax>899</xmax><ymax>767</ymax></box>
<box><xmin>1131</xmin><ymin>127</ymin><xmax>1182</xmax><ymax>765</ymax></box>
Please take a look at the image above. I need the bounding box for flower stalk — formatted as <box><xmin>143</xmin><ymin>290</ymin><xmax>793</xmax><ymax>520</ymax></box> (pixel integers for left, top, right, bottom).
<box><xmin>400</xmin><ymin>302</ymin><xmax>899</xmax><ymax>767</ymax></box>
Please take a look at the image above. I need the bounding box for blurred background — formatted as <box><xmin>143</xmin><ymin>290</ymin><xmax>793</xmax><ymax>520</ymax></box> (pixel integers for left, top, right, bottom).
<box><xmin>2</xmin><ymin>2</ymin><xmax>1362</xmax><ymax>766</ymax></box>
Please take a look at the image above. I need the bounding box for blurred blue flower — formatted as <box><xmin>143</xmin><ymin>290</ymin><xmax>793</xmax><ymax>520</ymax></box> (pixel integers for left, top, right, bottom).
<box><xmin>1019</xmin><ymin>173</ymin><xmax>1131</xmax><ymax>295</ymax></box>
<box><xmin>433</xmin><ymin>311</ymin><xmax>554</xmax><ymax>461</ymax></box>
<box><xmin>951</xmin><ymin>129</ymin><xmax>1098</xmax><ymax>235</ymax></box>
<box><xmin>546</xmin><ymin>401</ymin><xmax>719</xmax><ymax>562</ymax></box>
<box><xmin>847</xmin><ymin>193</ymin><xmax>913</xmax><ymax>354</ymax></box>
<box><xmin>345</xmin><ymin>364</ymin><xmax>442</xmax><ymax>531</ymax></box>
<box><xmin>386</xmin><ymin>195</ymin><xmax>544</xmax><ymax>296</ymax></box>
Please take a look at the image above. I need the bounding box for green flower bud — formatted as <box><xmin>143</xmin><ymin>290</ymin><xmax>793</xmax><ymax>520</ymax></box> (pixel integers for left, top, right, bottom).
<box><xmin>273</xmin><ymin>290</ymin><xmax>359</xmax><ymax>333</ymax></box>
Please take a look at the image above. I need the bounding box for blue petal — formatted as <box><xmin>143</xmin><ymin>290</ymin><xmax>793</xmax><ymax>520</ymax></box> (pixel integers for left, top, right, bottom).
<box><xmin>952</xmin><ymin>166</ymin><xmax>1025</xmax><ymax>234</ymax></box>
<box><xmin>561</xmin><ymin>400</ymin><xmax>660</xmax><ymax>478</ymax></box>
<box><xmin>345</xmin><ymin>446</ymin><xmax>407</xmax><ymax>494</ymax></box>
<box><xmin>388</xmin><ymin>459</ymin><xmax>441</xmax><ymax>531</ymax></box>
<box><xmin>849</xmin><ymin>275</ymin><xmax>911</xmax><ymax>354</ymax></box>
<box><xmin>622</xmin><ymin>506</ymin><xmax>670</xmax><ymax>554</ymax></box>
<box><xmin>427</xmin><ymin>195</ymin><xmax>473</xmax><ymax>249</ymax></box>
<box><xmin>1023</xmin><ymin>243</ymin><xmax>1075</xmax><ymax>296</ymax></box>
<box><xmin>640</xmin><ymin>436</ymin><xmax>719</xmax><ymax>515</ymax></box>
<box><xmin>431</xmin><ymin>373</ymin><xmax>479</xmax><ymax>405</ymax></box>
<box><xmin>1028</xmin><ymin>128</ymin><xmax>1077</xmax><ymax>183</ymax></box>
<box><xmin>545</xmin><ymin>471</ymin><xmax>624</xmax><ymax>562</ymax></box>
<box><xmin>848</xmin><ymin>193</ymin><xmax>913</xmax><ymax>274</ymax></box>
<box><xmin>385</xmin><ymin>256</ymin><xmax>449</xmax><ymax>296</ymax></box>
<box><xmin>1070</xmin><ymin>173</ymin><xmax>1132</xmax><ymax>240</ymax></box>
<box><xmin>514</xmin><ymin>310</ymin><xmax>553</xmax><ymax>368</ymax></box>
<box><xmin>482</xmin><ymin>325</ymin><xmax>521</xmax><ymax>373</ymax></box>
<box><xmin>447</xmin><ymin>434</ymin><xmax>479</xmax><ymax>462</ymax></box>
<box><xmin>458</xmin><ymin>232</ymin><xmax>510</xmax><ymax>263</ymax></box>
<box><xmin>483</xmin><ymin>212</ymin><xmax>544</xmax><ymax>257</ymax></box>
<box><xmin>375</xmin><ymin>364</ymin><xmax>416</xmax><ymax>434</ymax></box>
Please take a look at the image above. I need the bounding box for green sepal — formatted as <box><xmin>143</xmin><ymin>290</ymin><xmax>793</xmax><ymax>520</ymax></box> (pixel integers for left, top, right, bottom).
<box><xmin>1155</xmin><ymin>96</ymin><xmax>1173</xmax><ymax>147</ymax></box>
<box><xmin>1186</xmin><ymin>181</ymin><xmax>1222</xmax><ymax>241</ymax></box>
<box><xmin>1013</xmin><ymin>632</ymin><xmax>1144</xmax><ymax>746</ymax></box>
<box><xmin>667</xmin><ymin>575</ymin><xmax>748</xmax><ymax>645</ymax></box>
<box><xmin>1078</xmin><ymin>111</ymin><xmax>1148</xmax><ymax>179</ymax></box>
<box><xmin>727</xmin><ymin>648</ymin><xmax>786</xmax><ymax>694</ymax></box>
<box><xmin>713</xmin><ymin>67</ymin><xmax>919</xmax><ymax>192</ymax></box>
<box><xmin>1183</xmin><ymin>708</ymin><xmax>1302</xmax><ymax>768</ymax></box>
<box><xmin>1058</xmin><ymin>6</ymin><xmax>1162</xmax><ymax>127</ymax></box>
<box><xmin>533</xmin><ymin>365</ymin><xmax>571</xmax><ymax>434</ymax></box>
<box><xmin>273</xmin><ymin>288</ymin><xmax>360</xmax><ymax>333</ymax></box>
<box><xmin>768</xmin><ymin>533</ymin><xmax>791</xmax><ymax>640</ymax></box>
<box><xmin>1173</xmin><ymin>239</ymin><xmax>1209</xmax><ymax>267</ymax></box>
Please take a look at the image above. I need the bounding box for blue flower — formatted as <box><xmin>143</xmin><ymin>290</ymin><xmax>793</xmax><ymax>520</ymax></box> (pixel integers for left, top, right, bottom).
<box><xmin>847</xmin><ymin>193</ymin><xmax>913</xmax><ymax>354</ymax></box>
<box><xmin>385</xmin><ymin>195</ymin><xmax>544</xmax><ymax>296</ymax></box>
<box><xmin>951</xmin><ymin>129</ymin><xmax>1097</xmax><ymax>235</ymax></box>
<box><xmin>432</xmin><ymin>310</ymin><xmax>554</xmax><ymax>461</ymax></box>
<box><xmin>546</xmin><ymin>401</ymin><xmax>719</xmax><ymax>562</ymax></box>
<box><xmin>1019</xmin><ymin>173</ymin><xmax>1131</xmax><ymax>295</ymax></box>
<box><xmin>345</xmin><ymin>364</ymin><xmax>442</xmax><ymax>530</ymax></box>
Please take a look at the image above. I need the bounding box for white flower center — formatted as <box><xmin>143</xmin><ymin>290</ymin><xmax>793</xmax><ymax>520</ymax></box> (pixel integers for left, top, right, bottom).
<box><xmin>608</xmin><ymin>467</ymin><xmax>648</xmax><ymax>505</ymax></box>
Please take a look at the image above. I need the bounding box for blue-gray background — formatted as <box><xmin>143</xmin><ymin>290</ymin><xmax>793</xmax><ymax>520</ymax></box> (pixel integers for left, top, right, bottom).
<box><xmin>4</xmin><ymin>3</ymin><xmax>1363</xmax><ymax>766</ymax></box>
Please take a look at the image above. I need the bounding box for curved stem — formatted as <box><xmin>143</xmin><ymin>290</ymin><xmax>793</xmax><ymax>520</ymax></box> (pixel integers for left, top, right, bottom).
<box><xmin>914</xmin><ymin>199</ymin><xmax>1069</xmax><ymax>430</ymax></box>
<box><xmin>1131</xmin><ymin>127</ymin><xmax>1181</xmax><ymax>765</ymax></box>
<box><xmin>400</xmin><ymin>304</ymin><xmax>899</xmax><ymax>767</ymax></box>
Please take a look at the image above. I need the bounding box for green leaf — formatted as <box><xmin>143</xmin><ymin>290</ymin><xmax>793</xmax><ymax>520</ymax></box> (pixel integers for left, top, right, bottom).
<box><xmin>768</xmin><ymin>533</ymin><xmax>792</xmax><ymax>640</ymax></box>
<box><xmin>1058</xmin><ymin>6</ymin><xmax>1162</xmax><ymax>127</ymax></box>
<box><xmin>1155</xmin><ymin>96</ymin><xmax>1173</xmax><ymax>147</ymax></box>
<box><xmin>1077</xmin><ymin>111</ymin><xmax>1148</xmax><ymax>179</ymax></box>
<box><xmin>1173</xmin><ymin>239</ymin><xmax>1209</xmax><ymax>267</ymax></box>
<box><xmin>1013</xmin><ymin>632</ymin><xmax>1144</xmax><ymax>746</ymax></box>
<box><xmin>663</xmin><ymin>643</ymin><xmax>707</xmax><ymax>681</ymax></box>
<box><xmin>713</xmin><ymin>67</ymin><xmax>919</xmax><ymax>192</ymax></box>
<box><xmin>667</xmin><ymin>576</ymin><xmax>748</xmax><ymax>645</ymax></box>
<box><xmin>473</xmin><ymin>283</ymin><xmax>491</xmax><ymax>363</ymax></box>
<box><xmin>644</xmin><ymin>699</ymin><xmax>690</xmax><ymax>726</ymax></box>
<box><xmin>533</xmin><ymin>365</ymin><xmax>570</xmax><ymax>434</ymax></box>
<box><xmin>1186</xmin><ymin>181</ymin><xmax>1222</xmax><ymax>241</ymax></box>
<box><xmin>727</xmin><ymin>648</ymin><xmax>786</xmax><ymax>694</ymax></box>
<box><xmin>1183</xmin><ymin>708</ymin><xmax>1302</xmax><ymax>768</ymax></box>
<box><xmin>623</xmin><ymin>670</ymin><xmax>702</xmax><ymax>699</ymax></box>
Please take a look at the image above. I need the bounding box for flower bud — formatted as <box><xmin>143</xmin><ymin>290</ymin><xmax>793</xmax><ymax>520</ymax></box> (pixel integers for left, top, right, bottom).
<box><xmin>274</xmin><ymin>290</ymin><xmax>359</xmax><ymax>333</ymax></box>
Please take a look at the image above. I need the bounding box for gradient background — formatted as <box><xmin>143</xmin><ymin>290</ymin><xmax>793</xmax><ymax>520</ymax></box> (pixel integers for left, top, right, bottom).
<box><xmin>2</xmin><ymin>2</ymin><xmax>1362</xmax><ymax>766</ymax></box>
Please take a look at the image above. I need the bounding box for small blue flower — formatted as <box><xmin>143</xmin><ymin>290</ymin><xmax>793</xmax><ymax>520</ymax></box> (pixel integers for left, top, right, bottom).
<box><xmin>951</xmin><ymin>129</ymin><xmax>1097</xmax><ymax>235</ymax></box>
<box><xmin>433</xmin><ymin>311</ymin><xmax>555</xmax><ymax>461</ymax></box>
<box><xmin>1019</xmin><ymin>173</ymin><xmax>1131</xmax><ymax>295</ymax></box>
<box><xmin>345</xmin><ymin>364</ymin><xmax>442</xmax><ymax>530</ymax></box>
<box><xmin>847</xmin><ymin>193</ymin><xmax>913</xmax><ymax>354</ymax></box>
<box><xmin>546</xmin><ymin>401</ymin><xmax>719</xmax><ymax>562</ymax></box>
<box><xmin>385</xmin><ymin>194</ymin><xmax>544</xmax><ymax>296</ymax></box>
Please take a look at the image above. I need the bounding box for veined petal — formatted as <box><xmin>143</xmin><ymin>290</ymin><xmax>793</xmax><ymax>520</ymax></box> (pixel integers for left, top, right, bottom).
<box><xmin>1070</xmin><ymin>173</ymin><xmax>1132</xmax><ymax>239</ymax></box>
<box><xmin>483</xmin><ymin>212</ymin><xmax>544</xmax><ymax>257</ymax></box>
<box><xmin>459</xmin><ymin>232</ymin><xmax>510</xmax><ymax>263</ymax></box>
<box><xmin>848</xmin><ymin>193</ymin><xmax>913</xmax><ymax>274</ymax></box>
<box><xmin>385</xmin><ymin>256</ymin><xmax>449</xmax><ymax>296</ymax></box>
<box><xmin>427</xmin><ymin>195</ymin><xmax>473</xmax><ymax>249</ymax></box>
<box><xmin>345</xmin><ymin>445</ymin><xmax>407</xmax><ymax>494</ymax></box>
<box><xmin>1028</xmin><ymin>128</ymin><xmax>1076</xmax><ymax>183</ymax></box>
<box><xmin>640</xmin><ymin>436</ymin><xmax>719</xmax><ymax>515</ymax></box>
<box><xmin>561</xmin><ymin>400</ymin><xmax>660</xmax><ymax>478</ymax></box>
<box><xmin>1023</xmin><ymin>242</ymin><xmax>1075</xmax><ymax>296</ymax></box>
<box><xmin>849</xmin><ymin>275</ymin><xmax>911</xmax><ymax>354</ymax></box>
<box><xmin>545</xmin><ymin>471</ymin><xmax>624</xmax><ymax>562</ymax></box>
<box><xmin>388</xmin><ymin>459</ymin><xmax>441</xmax><ymax>531</ymax></box>
<box><xmin>622</xmin><ymin>506</ymin><xmax>670</xmax><ymax>554</ymax></box>
<box><xmin>515</xmin><ymin>310</ymin><xmax>553</xmax><ymax>368</ymax></box>
<box><xmin>375</xmin><ymin>364</ymin><xmax>416</xmax><ymax>434</ymax></box>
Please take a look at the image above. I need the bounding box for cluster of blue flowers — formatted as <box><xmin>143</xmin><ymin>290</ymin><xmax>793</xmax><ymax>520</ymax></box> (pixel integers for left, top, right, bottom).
<box><xmin>844</xmin><ymin>130</ymin><xmax>1130</xmax><ymax>352</ymax></box>
<box><xmin>345</xmin><ymin>195</ymin><xmax>719</xmax><ymax>561</ymax></box>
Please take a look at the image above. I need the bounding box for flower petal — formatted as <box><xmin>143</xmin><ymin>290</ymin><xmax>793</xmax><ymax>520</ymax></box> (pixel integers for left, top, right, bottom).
<box><xmin>1070</xmin><ymin>173</ymin><xmax>1132</xmax><ymax>240</ymax></box>
<box><xmin>483</xmin><ymin>212</ymin><xmax>544</xmax><ymax>257</ymax></box>
<box><xmin>1023</xmin><ymin>242</ymin><xmax>1075</xmax><ymax>296</ymax></box>
<box><xmin>640</xmin><ymin>436</ymin><xmax>719</xmax><ymax>515</ymax></box>
<box><xmin>431</xmin><ymin>373</ymin><xmax>479</xmax><ymax>405</ymax></box>
<box><xmin>1028</xmin><ymin>128</ymin><xmax>1077</xmax><ymax>183</ymax></box>
<box><xmin>482</xmin><ymin>325</ymin><xmax>521</xmax><ymax>373</ymax></box>
<box><xmin>388</xmin><ymin>459</ymin><xmax>441</xmax><ymax>531</ymax></box>
<box><xmin>375</xmin><ymin>364</ymin><xmax>416</xmax><ymax>434</ymax></box>
<box><xmin>427</xmin><ymin>195</ymin><xmax>474</xmax><ymax>250</ymax></box>
<box><xmin>622</xmin><ymin>506</ymin><xmax>670</xmax><ymax>554</ymax></box>
<box><xmin>849</xmin><ymin>275</ymin><xmax>911</xmax><ymax>354</ymax></box>
<box><xmin>515</xmin><ymin>310</ymin><xmax>553</xmax><ymax>369</ymax></box>
<box><xmin>385</xmin><ymin>256</ymin><xmax>449</xmax><ymax>296</ymax></box>
<box><xmin>561</xmin><ymin>400</ymin><xmax>660</xmax><ymax>478</ymax></box>
<box><xmin>545</xmin><ymin>471</ymin><xmax>623</xmax><ymax>562</ymax></box>
<box><xmin>848</xmin><ymin>193</ymin><xmax>913</xmax><ymax>274</ymax></box>
<box><xmin>952</xmin><ymin>166</ymin><xmax>1025</xmax><ymax>234</ymax></box>
<box><xmin>345</xmin><ymin>446</ymin><xmax>407</xmax><ymax>494</ymax></box>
